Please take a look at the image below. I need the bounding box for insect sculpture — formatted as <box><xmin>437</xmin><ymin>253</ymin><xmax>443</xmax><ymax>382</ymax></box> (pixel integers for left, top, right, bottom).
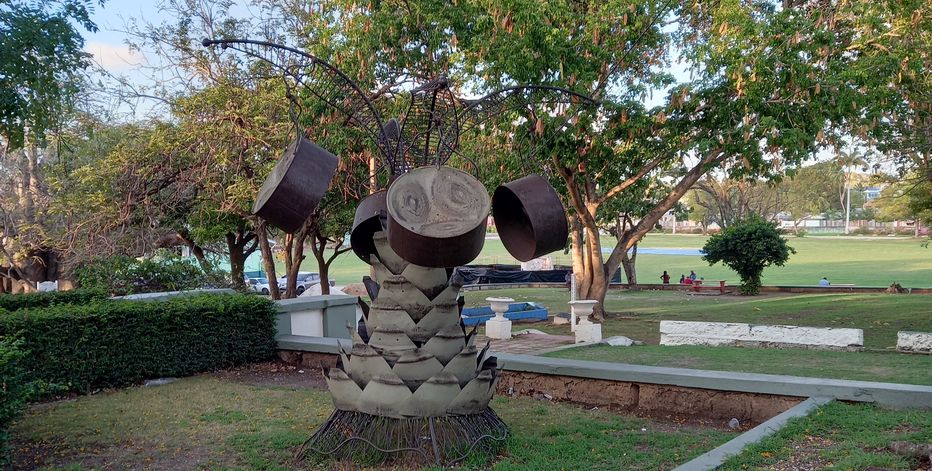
<box><xmin>203</xmin><ymin>38</ymin><xmax>596</xmax><ymax>466</ymax></box>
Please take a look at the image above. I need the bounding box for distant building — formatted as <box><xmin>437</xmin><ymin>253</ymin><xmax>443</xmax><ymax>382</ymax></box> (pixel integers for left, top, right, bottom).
<box><xmin>863</xmin><ymin>187</ymin><xmax>882</xmax><ymax>200</ymax></box>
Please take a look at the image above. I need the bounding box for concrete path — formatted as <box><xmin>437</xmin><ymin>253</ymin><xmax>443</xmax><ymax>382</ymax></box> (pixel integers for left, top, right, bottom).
<box><xmin>476</xmin><ymin>332</ymin><xmax>575</xmax><ymax>355</ymax></box>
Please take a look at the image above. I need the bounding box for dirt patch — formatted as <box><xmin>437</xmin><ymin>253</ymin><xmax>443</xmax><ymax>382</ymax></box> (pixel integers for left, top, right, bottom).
<box><xmin>12</xmin><ymin>439</ymin><xmax>216</xmax><ymax>471</ymax></box>
<box><xmin>208</xmin><ymin>359</ymin><xmax>328</xmax><ymax>390</ymax></box>
<box><xmin>766</xmin><ymin>435</ymin><xmax>836</xmax><ymax>470</ymax></box>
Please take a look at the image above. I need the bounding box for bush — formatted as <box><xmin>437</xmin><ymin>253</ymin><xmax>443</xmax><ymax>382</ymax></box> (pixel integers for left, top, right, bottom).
<box><xmin>0</xmin><ymin>337</ymin><xmax>32</xmax><ymax>464</ymax></box>
<box><xmin>794</xmin><ymin>229</ymin><xmax>807</xmax><ymax>238</ymax></box>
<box><xmin>0</xmin><ymin>294</ymin><xmax>277</xmax><ymax>394</ymax></box>
<box><xmin>74</xmin><ymin>253</ymin><xmax>229</xmax><ymax>296</ymax></box>
<box><xmin>0</xmin><ymin>289</ymin><xmax>108</xmax><ymax>312</ymax></box>
<box><xmin>702</xmin><ymin>215</ymin><xmax>795</xmax><ymax>295</ymax></box>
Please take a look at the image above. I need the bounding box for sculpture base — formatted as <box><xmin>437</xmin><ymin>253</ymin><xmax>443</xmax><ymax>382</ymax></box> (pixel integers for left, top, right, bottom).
<box><xmin>295</xmin><ymin>408</ymin><xmax>508</xmax><ymax>467</ymax></box>
<box><xmin>485</xmin><ymin>317</ymin><xmax>513</xmax><ymax>339</ymax></box>
<box><xmin>575</xmin><ymin>322</ymin><xmax>602</xmax><ymax>343</ymax></box>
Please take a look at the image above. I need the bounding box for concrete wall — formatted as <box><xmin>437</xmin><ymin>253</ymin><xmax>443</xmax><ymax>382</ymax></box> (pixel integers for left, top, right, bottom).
<box><xmin>275</xmin><ymin>295</ymin><xmax>358</xmax><ymax>339</ymax></box>
<box><xmin>276</xmin><ymin>335</ymin><xmax>932</xmax><ymax>410</ymax></box>
<box><xmin>660</xmin><ymin>320</ymin><xmax>864</xmax><ymax>350</ymax></box>
<box><xmin>897</xmin><ymin>331</ymin><xmax>932</xmax><ymax>353</ymax></box>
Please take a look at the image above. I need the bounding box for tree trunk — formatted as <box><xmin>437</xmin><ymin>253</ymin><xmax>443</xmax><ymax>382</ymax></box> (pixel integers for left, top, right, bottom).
<box><xmin>282</xmin><ymin>229</ymin><xmax>309</xmax><ymax>298</ymax></box>
<box><xmin>227</xmin><ymin>234</ymin><xmax>246</xmax><ymax>290</ymax></box>
<box><xmin>568</xmin><ymin>215</ymin><xmax>586</xmax><ymax>300</ymax></box>
<box><xmin>310</xmin><ymin>235</ymin><xmax>331</xmax><ymax>295</ymax></box>
<box><xmin>256</xmin><ymin>219</ymin><xmax>281</xmax><ymax>299</ymax></box>
<box><xmin>226</xmin><ymin>227</ymin><xmax>257</xmax><ymax>290</ymax></box>
<box><xmin>621</xmin><ymin>244</ymin><xmax>638</xmax><ymax>288</ymax></box>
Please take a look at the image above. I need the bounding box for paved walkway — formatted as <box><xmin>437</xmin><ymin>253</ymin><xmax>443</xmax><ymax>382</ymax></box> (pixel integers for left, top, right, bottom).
<box><xmin>476</xmin><ymin>332</ymin><xmax>576</xmax><ymax>355</ymax></box>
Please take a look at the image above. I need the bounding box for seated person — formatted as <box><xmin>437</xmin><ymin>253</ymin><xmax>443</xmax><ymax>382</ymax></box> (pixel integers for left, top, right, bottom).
<box><xmin>819</xmin><ymin>277</ymin><xmax>830</xmax><ymax>287</ymax></box>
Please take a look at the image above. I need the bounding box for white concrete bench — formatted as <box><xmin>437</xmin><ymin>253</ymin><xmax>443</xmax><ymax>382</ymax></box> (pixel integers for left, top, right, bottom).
<box><xmin>660</xmin><ymin>320</ymin><xmax>864</xmax><ymax>350</ymax></box>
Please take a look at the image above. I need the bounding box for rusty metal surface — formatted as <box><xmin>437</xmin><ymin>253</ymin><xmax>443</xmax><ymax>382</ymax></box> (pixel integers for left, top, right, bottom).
<box><xmin>350</xmin><ymin>191</ymin><xmax>388</xmax><ymax>263</ymax></box>
<box><xmin>492</xmin><ymin>174</ymin><xmax>568</xmax><ymax>262</ymax></box>
<box><xmin>253</xmin><ymin>136</ymin><xmax>338</xmax><ymax>233</ymax></box>
<box><xmin>386</xmin><ymin>167</ymin><xmax>490</xmax><ymax>268</ymax></box>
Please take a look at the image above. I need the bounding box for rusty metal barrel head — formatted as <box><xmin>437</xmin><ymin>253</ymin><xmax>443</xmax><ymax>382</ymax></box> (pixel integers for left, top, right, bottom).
<box><xmin>386</xmin><ymin>166</ymin><xmax>490</xmax><ymax>268</ymax></box>
<box><xmin>492</xmin><ymin>174</ymin><xmax>568</xmax><ymax>262</ymax></box>
<box><xmin>252</xmin><ymin>136</ymin><xmax>339</xmax><ymax>233</ymax></box>
<box><xmin>350</xmin><ymin>191</ymin><xmax>387</xmax><ymax>263</ymax></box>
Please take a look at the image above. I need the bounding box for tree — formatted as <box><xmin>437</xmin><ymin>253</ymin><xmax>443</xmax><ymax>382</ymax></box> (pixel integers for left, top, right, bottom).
<box><xmin>782</xmin><ymin>162</ymin><xmax>842</xmax><ymax>232</ymax></box>
<box><xmin>0</xmin><ymin>0</ymin><xmax>101</xmax><ymax>292</ymax></box>
<box><xmin>448</xmin><ymin>0</ymin><xmax>892</xmax><ymax>318</ymax></box>
<box><xmin>702</xmin><ymin>215</ymin><xmax>794</xmax><ymax>295</ymax></box>
<box><xmin>871</xmin><ymin>176</ymin><xmax>932</xmax><ymax>236</ymax></box>
<box><xmin>688</xmin><ymin>174</ymin><xmax>784</xmax><ymax>229</ymax></box>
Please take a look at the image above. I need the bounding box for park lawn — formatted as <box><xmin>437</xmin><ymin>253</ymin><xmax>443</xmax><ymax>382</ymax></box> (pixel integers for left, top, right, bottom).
<box><xmin>546</xmin><ymin>345</ymin><xmax>932</xmax><ymax>386</ymax></box>
<box><xmin>720</xmin><ymin>401</ymin><xmax>932</xmax><ymax>470</ymax></box>
<box><xmin>11</xmin><ymin>376</ymin><xmax>735</xmax><ymax>471</ymax></box>
<box><xmin>464</xmin><ymin>289</ymin><xmax>932</xmax><ymax>349</ymax></box>
<box><xmin>282</xmin><ymin>234</ymin><xmax>932</xmax><ymax>288</ymax></box>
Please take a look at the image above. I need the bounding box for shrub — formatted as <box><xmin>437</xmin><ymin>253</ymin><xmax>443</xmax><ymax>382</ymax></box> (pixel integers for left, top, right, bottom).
<box><xmin>74</xmin><ymin>252</ymin><xmax>229</xmax><ymax>296</ymax></box>
<box><xmin>0</xmin><ymin>294</ymin><xmax>277</xmax><ymax>394</ymax></box>
<box><xmin>0</xmin><ymin>289</ymin><xmax>108</xmax><ymax>312</ymax></box>
<box><xmin>794</xmin><ymin>229</ymin><xmax>807</xmax><ymax>238</ymax></box>
<box><xmin>0</xmin><ymin>337</ymin><xmax>32</xmax><ymax>464</ymax></box>
<box><xmin>702</xmin><ymin>215</ymin><xmax>795</xmax><ymax>295</ymax></box>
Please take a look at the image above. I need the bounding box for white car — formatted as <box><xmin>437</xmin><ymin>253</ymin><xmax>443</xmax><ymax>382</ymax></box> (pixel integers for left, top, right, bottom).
<box><xmin>277</xmin><ymin>272</ymin><xmax>322</xmax><ymax>295</ymax></box>
<box><xmin>245</xmin><ymin>277</ymin><xmax>273</xmax><ymax>295</ymax></box>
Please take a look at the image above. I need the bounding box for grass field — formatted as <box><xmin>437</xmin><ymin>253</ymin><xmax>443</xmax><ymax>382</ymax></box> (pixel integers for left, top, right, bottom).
<box><xmin>277</xmin><ymin>234</ymin><xmax>932</xmax><ymax>288</ymax></box>
<box><xmin>11</xmin><ymin>375</ymin><xmax>734</xmax><ymax>470</ymax></box>
<box><xmin>463</xmin><ymin>289</ymin><xmax>932</xmax><ymax>349</ymax></box>
<box><xmin>463</xmin><ymin>288</ymin><xmax>932</xmax><ymax>385</ymax></box>
<box><xmin>721</xmin><ymin>401</ymin><xmax>932</xmax><ymax>470</ymax></box>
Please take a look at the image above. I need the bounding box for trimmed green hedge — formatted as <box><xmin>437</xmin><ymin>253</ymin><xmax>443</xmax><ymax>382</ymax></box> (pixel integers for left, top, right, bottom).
<box><xmin>0</xmin><ymin>289</ymin><xmax>108</xmax><ymax>312</ymax></box>
<box><xmin>0</xmin><ymin>294</ymin><xmax>277</xmax><ymax>393</ymax></box>
<box><xmin>0</xmin><ymin>337</ymin><xmax>31</xmax><ymax>464</ymax></box>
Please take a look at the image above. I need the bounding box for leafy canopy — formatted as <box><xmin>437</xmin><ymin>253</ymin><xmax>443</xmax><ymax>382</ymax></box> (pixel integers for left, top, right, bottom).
<box><xmin>702</xmin><ymin>215</ymin><xmax>795</xmax><ymax>295</ymax></box>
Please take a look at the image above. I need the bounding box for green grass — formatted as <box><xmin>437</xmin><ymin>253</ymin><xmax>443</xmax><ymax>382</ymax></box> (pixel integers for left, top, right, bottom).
<box><xmin>275</xmin><ymin>233</ymin><xmax>932</xmax><ymax>288</ymax></box>
<box><xmin>464</xmin><ymin>289</ymin><xmax>932</xmax><ymax>349</ymax></box>
<box><xmin>12</xmin><ymin>376</ymin><xmax>735</xmax><ymax>470</ymax></box>
<box><xmin>721</xmin><ymin>401</ymin><xmax>932</xmax><ymax>470</ymax></box>
<box><xmin>546</xmin><ymin>345</ymin><xmax>932</xmax><ymax>386</ymax></box>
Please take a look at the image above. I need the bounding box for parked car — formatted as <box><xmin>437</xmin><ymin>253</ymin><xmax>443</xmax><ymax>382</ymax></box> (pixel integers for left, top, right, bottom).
<box><xmin>245</xmin><ymin>277</ymin><xmax>273</xmax><ymax>295</ymax></box>
<box><xmin>277</xmin><ymin>272</ymin><xmax>322</xmax><ymax>295</ymax></box>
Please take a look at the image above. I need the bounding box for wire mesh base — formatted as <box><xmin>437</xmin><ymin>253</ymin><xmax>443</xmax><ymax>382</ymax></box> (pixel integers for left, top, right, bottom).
<box><xmin>294</xmin><ymin>408</ymin><xmax>509</xmax><ymax>468</ymax></box>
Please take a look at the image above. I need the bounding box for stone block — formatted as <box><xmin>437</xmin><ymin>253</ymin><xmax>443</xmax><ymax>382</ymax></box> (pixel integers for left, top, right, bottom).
<box><xmin>897</xmin><ymin>331</ymin><xmax>932</xmax><ymax>353</ymax></box>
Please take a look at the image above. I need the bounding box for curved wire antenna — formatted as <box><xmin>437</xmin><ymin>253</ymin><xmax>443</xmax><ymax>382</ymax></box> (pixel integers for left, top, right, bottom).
<box><xmin>202</xmin><ymin>38</ymin><xmax>389</xmax><ymax>163</ymax></box>
<box><xmin>202</xmin><ymin>39</ymin><xmax>599</xmax><ymax>178</ymax></box>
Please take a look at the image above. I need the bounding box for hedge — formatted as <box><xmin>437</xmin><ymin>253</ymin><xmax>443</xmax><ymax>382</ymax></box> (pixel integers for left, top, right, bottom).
<box><xmin>0</xmin><ymin>337</ymin><xmax>31</xmax><ymax>464</ymax></box>
<box><xmin>0</xmin><ymin>289</ymin><xmax>108</xmax><ymax>312</ymax></box>
<box><xmin>0</xmin><ymin>293</ymin><xmax>277</xmax><ymax>394</ymax></box>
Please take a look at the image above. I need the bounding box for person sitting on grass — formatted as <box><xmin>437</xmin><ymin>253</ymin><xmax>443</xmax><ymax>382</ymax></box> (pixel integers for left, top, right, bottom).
<box><xmin>684</xmin><ymin>276</ymin><xmax>693</xmax><ymax>285</ymax></box>
<box><xmin>679</xmin><ymin>274</ymin><xmax>686</xmax><ymax>284</ymax></box>
<box><xmin>819</xmin><ymin>277</ymin><xmax>830</xmax><ymax>287</ymax></box>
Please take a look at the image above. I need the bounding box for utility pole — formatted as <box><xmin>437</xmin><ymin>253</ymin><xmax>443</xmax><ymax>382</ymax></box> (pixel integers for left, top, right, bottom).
<box><xmin>844</xmin><ymin>184</ymin><xmax>851</xmax><ymax>234</ymax></box>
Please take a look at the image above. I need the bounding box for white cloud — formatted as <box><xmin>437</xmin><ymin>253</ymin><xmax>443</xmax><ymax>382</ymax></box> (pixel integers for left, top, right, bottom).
<box><xmin>85</xmin><ymin>41</ymin><xmax>145</xmax><ymax>71</ymax></box>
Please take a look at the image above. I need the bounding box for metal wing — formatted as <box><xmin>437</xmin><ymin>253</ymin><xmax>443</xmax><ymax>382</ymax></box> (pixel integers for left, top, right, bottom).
<box><xmin>202</xmin><ymin>38</ymin><xmax>387</xmax><ymax>159</ymax></box>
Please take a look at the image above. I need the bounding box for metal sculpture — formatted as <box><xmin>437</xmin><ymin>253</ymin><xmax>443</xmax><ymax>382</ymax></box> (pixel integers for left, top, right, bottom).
<box><xmin>202</xmin><ymin>37</ymin><xmax>596</xmax><ymax>467</ymax></box>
